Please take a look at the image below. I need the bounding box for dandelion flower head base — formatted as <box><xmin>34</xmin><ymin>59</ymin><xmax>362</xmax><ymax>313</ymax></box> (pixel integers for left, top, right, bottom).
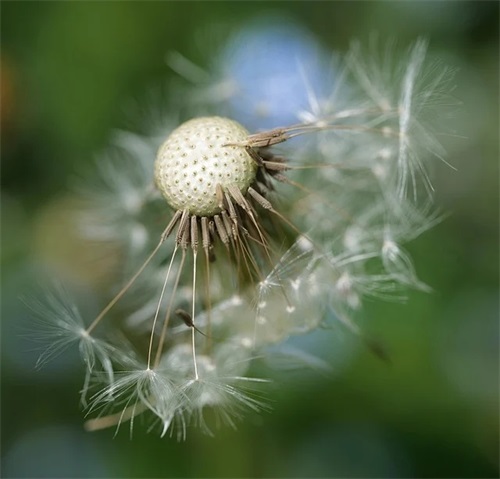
<box><xmin>155</xmin><ymin>117</ymin><xmax>258</xmax><ymax>217</ymax></box>
<box><xmin>153</xmin><ymin>115</ymin><xmax>296</xmax><ymax>279</ymax></box>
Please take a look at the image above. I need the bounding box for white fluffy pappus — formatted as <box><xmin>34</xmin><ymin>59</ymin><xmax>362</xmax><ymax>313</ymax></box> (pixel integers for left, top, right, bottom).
<box><xmin>30</xmin><ymin>28</ymin><xmax>456</xmax><ymax>438</ymax></box>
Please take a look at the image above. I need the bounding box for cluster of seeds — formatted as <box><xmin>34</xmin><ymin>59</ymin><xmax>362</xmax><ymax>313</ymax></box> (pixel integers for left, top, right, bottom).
<box><xmin>33</xmin><ymin>37</ymin><xmax>454</xmax><ymax>438</ymax></box>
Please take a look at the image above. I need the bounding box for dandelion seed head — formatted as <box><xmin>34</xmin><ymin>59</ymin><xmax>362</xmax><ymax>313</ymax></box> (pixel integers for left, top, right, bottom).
<box><xmin>32</xmin><ymin>31</ymin><xmax>455</xmax><ymax>438</ymax></box>
<box><xmin>155</xmin><ymin>116</ymin><xmax>257</xmax><ymax>216</ymax></box>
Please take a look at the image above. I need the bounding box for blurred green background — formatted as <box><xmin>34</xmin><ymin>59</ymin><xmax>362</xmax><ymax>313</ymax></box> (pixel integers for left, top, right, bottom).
<box><xmin>1</xmin><ymin>1</ymin><xmax>498</xmax><ymax>478</ymax></box>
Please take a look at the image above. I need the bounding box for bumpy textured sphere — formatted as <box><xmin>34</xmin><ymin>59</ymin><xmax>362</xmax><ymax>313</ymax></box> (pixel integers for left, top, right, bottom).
<box><xmin>155</xmin><ymin>117</ymin><xmax>257</xmax><ymax>216</ymax></box>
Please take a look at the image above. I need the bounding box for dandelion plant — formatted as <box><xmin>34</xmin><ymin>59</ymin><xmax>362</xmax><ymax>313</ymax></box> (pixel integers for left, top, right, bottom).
<box><xmin>32</xmin><ymin>31</ymin><xmax>455</xmax><ymax>439</ymax></box>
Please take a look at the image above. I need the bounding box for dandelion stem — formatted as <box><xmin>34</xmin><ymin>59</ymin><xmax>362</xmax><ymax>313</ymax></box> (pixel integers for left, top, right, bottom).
<box><xmin>203</xmin><ymin>242</ymin><xmax>212</xmax><ymax>354</ymax></box>
<box><xmin>85</xmin><ymin>227</ymin><xmax>170</xmax><ymax>335</ymax></box>
<box><xmin>191</xmin><ymin>249</ymin><xmax>199</xmax><ymax>380</ymax></box>
<box><xmin>84</xmin><ymin>403</ymin><xmax>147</xmax><ymax>432</ymax></box>
<box><xmin>147</xmin><ymin>245</ymin><xmax>179</xmax><ymax>369</ymax></box>
<box><xmin>153</xmin><ymin>248</ymin><xmax>186</xmax><ymax>368</ymax></box>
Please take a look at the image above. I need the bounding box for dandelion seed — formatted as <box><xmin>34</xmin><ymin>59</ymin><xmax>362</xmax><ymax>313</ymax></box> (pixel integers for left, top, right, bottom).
<box><xmin>27</xmin><ymin>284</ymin><xmax>136</xmax><ymax>405</ymax></box>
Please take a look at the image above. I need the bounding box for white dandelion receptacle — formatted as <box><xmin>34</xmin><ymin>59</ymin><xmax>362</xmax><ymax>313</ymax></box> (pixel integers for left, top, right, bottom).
<box><xmin>155</xmin><ymin>117</ymin><xmax>258</xmax><ymax>216</ymax></box>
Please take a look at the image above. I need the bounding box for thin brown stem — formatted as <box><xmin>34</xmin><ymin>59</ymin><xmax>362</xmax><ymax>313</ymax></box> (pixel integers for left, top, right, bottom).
<box><xmin>191</xmin><ymin>250</ymin><xmax>199</xmax><ymax>380</ymax></box>
<box><xmin>86</xmin><ymin>222</ymin><xmax>174</xmax><ymax>335</ymax></box>
<box><xmin>153</xmin><ymin>248</ymin><xmax>187</xmax><ymax>368</ymax></box>
<box><xmin>146</xmin><ymin>245</ymin><xmax>179</xmax><ymax>369</ymax></box>
<box><xmin>84</xmin><ymin>403</ymin><xmax>147</xmax><ymax>432</ymax></box>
